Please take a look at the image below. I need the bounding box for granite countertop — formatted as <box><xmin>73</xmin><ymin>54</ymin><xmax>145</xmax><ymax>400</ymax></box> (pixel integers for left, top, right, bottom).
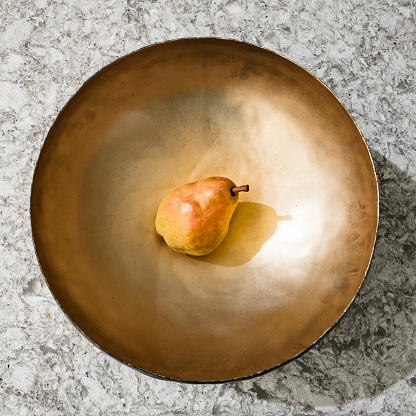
<box><xmin>1</xmin><ymin>0</ymin><xmax>415</xmax><ymax>414</ymax></box>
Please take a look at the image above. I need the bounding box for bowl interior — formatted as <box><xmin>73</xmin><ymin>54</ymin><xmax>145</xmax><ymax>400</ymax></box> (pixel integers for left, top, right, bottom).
<box><xmin>31</xmin><ymin>39</ymin><xmax>378</xmax><ymax>382</ymax></box>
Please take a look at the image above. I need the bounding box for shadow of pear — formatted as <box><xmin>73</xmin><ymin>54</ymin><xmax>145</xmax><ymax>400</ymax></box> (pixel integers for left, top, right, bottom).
<box><xmin>191</xmin><ymin>202</ymin><xmax>283</xmax><ymax>267</ymax></box>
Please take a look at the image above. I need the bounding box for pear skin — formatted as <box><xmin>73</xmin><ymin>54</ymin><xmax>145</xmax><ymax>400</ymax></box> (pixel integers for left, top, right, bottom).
<box><xmin>155</xmin><ymin>177</ymin><xmax>249</xmax><ymax>256</ymax></box>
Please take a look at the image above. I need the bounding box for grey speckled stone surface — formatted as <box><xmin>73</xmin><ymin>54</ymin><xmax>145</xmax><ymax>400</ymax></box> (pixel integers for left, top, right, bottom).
<box><xmin>1</xmin><ymin>0</ymin><xmax>415</xmax><ymax>414</ymax></box>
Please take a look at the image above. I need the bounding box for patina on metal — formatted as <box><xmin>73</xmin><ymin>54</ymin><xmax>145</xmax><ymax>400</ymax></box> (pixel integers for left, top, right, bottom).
<box><xmin>31</xmin><ymin>38</ymin><xmax>378</xmax><ymax>382</ymax></box>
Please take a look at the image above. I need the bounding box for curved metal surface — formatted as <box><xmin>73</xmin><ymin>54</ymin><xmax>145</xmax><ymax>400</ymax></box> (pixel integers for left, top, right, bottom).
<box><xmin>31</xmin><ymin>38</ymin><xmax>378</xmax><ymax>382</ymax></box>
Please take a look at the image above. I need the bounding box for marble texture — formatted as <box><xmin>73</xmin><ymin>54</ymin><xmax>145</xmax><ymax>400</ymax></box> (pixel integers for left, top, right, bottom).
<box><xmin>0</xmin><ymin>0</ymin><xmax>415</xmax><ymax>414</ymax></box>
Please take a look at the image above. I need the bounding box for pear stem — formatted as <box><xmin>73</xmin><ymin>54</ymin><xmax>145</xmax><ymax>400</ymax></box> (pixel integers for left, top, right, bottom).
<box><xmin>231</xmin><ymin>185</ymin><xmax>249</xmax><ymax>195</ymax></box>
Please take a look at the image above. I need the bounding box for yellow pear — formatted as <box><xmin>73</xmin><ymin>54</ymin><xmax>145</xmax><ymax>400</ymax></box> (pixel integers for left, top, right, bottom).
<box><xmin>155</xmin><ymin>177</ymin><xmax>249</xmax><ymax>256</ymax></box>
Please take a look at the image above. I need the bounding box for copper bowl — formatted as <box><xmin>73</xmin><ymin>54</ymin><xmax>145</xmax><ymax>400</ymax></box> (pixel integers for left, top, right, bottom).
<box><xmin>31</xmin><ymin>38</ymin><xmax>378</xmax><ymax>382</ymax></box>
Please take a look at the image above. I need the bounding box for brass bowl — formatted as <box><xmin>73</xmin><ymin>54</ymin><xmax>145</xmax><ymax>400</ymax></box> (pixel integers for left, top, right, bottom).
<box><xmin>31</xmin><ymin>38</ymin><xmax>378</xmax><ymax>382</ymax></box>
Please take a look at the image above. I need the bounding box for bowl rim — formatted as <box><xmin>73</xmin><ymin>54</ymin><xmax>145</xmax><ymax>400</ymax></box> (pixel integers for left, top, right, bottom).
<box><xmin>30</xmin><ymin>37</ymin><xmax>379</xmax><ymax>384</ymax></box>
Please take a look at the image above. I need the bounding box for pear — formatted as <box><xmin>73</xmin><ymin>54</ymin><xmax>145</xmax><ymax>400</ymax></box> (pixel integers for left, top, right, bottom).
<box><xmin>155</xmin><ymin>177</ymin><xmax>249</xmax><ymax>256</ymax></box>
